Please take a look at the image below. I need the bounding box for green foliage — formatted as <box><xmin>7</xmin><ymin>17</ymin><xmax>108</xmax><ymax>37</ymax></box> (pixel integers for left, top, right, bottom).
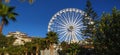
<box><xmin>40</xmin><ymin>39</ymin><xmax>49</xmax><ymax>50</ymax></box>
<box><xmin>0</xmin><ymin>3</ymin><xmax>18</xmax><ymax>34</ymax></box>
<box><xmin>68</xmin><ymin>43</ymin><xmax>81</xmax><ymax>55</ymax></box>
<box><xmin>24</xmin><ymin>42</ymin><xmax>34</xmax><ymax>52</ymax></box>
<box><xmin>94</xmin><ymin>8</ymin><xmax>120</xmax><ymax>55</ymax></box>
<box><xmin>7</xmin><ymin>46</ymin><xmax>25</xmax><ymax>55</ymax></box>
<box><xmin>60</xmin><ymin>41</ymin><xmax>69</xmax><ymax>53</ymax></box>
<box><xmin>0</xmin><ymin>3</ymin><xmax>18</xmax><ymax>25</ymax></box>
<box><xmin>82</xmin><ymin>0</ymin><xmax>98</xmax><ymax>38</ymax></box>
<box><xmin>0</xmin><ymin>35</ymin><xmax>7</xmax><ymax>48</ymax></box>
<box><xmin>46</xmin><ymin>31</ymin><xmax>58</xmax><ymax>44</ymax></box>
<box><xmin>85</xmin><ymin>0</ymin><xmax>98</xmax><ymax>20</ymax></box>
<box><xmin>60</xmin><ymin>42</ymin><xmax>81</xmax><ymax>55</ymax></box>
<box><xmin>0</xmin><ymin>35</ymin><xmax>16</xmax><ymax>54</ymax></box>
<box><xmin>46</xmin><ymin>31</ymin><xmax>58</xmax><ymax>55</ymax></box>
<box><xmin>0</xmin><ymin>35</ymin><xmax>15</xmax><ymax>48</ymax></box>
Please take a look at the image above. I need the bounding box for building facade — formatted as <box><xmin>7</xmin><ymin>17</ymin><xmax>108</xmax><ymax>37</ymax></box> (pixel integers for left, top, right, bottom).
<box><xmin>6</xmin><ymin>31</ymin><xmax>32</xmax><ymax>45</ymax></box>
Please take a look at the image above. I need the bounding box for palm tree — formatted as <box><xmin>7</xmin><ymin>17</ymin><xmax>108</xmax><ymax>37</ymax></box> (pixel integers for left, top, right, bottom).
<box><xmin>0</xmin><ymin>3</ymin><xmax>18</xmax><ymax>34</ymax></box>
<box><xmin>0</xmin><ymin>35</ymin><xmax>7</xmax><ymax>55</ymax></box>
<box><xmin>24</xmin><ymin>42</ymin><xmax>34</xmax><ymax>55</ymax></box>
<box><xmin>46</xmin><ymin>31</ymin><xmax>58</xmax><ymax>55</ymax></box>
<box><xmin>60</xmin><ymin>41</ymin><xmax>69</xmax><ymax>55</ymax></box>
<box><xmin>69</xmin><ymin>43</ymin><xmax>81</xmax><ymax>55</ymax></box>
<box><xmin>40</xmin><ymin>38</ymin><xmax>49</xmax><ymax>55</ymax></box>
<box><xmin>32</xmin><ymin>37</ymin><xmax>43</xmax><ymax>55</ymax></box>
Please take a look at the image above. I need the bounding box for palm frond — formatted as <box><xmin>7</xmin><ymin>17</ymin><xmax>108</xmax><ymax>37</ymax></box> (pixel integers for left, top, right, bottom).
<box><xmin>0</xmin><ymin>4</ymin><xmax>18</xmax><ymax>24</ymax></box>
<box><xmin>8</xmin><ymin>6</ymin><xmax>15</xmax><ymax>12</ymax></box>
<box><xmin>10</xmin><ymin>17</ymin><xmax>16</xmax><ymax>22</ymax></box>
<box><xmin>12</xmin><ymin>12</ymin><xmax>19</xmax><ymax>15</ymax></box>
<box><xmin>2</xmin><ymin>18</ymin><xmax>9</xmax><ymax>25</ymax></box>
<box><xmin>7</xmin><ymin>13</ymin><xmax>16</xmax><ymax>21</ymax></box>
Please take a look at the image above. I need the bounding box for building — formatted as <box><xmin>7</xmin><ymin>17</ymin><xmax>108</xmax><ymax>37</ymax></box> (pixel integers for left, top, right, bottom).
<box><xmin>6</xmin><ymin>31</ymin><xmax>32</xmax><ymax>46</ymax></box>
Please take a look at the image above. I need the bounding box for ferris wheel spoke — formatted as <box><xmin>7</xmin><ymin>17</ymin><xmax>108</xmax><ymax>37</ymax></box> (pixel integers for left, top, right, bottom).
<box><xmin>59</xmin><ymin>36</ymin><xmax>66</xmax><ymax>42</ymax></box>
<box><xmin>75</xmin><ymin>25</ymin><xmax>85</xmax><ymax>29</ymax></box>
<box><xmin>78</xmin><ymin>34</ymin><xmax>84</xmax><ymax>40</ymax></box>
<box><xmin>72</xmin><ymin>32</ymin><xmax>79</xmax><ymax>42</ymax></box>
<box><xmin>76</xmin><ymin>29</ymin><xmax>82</xmax><ymax>33</ymax></box>
<box><xmin>74</xmin><ymin>16</ymin><xmax>83</xmax><ymax>25</ymax></box>
<box><xmin>68</xmin><ymin>32</ymin><xmax>71</xmax><ymax>42</ymax></box>
<box><xmin>61</xmin><ymin>13</ymin><xmax>69</xmax><ymax>23</ymax></box>
<box><xmin>67</xmin><ymin>32</ymin><xmax>71</xmax><ymax>43</ymax></box>
<box><xmin>75</xmin><ymin>30</ymin><xmax>83</xmax><ymax>36</ymax></box>
<box><xmin>73</xmin><ymin>12</ymin><xmax>78</xmax><ymax>24</ymax></box>
<box><xmin>54</xmin><ymin>21</ymin><xmax>64</xmax><ymax>26</ymax></box>
<box><xmin>76</xmin><ymin>25</ymin><xmax>87</xmax><ymax>29</ymax></box>
<box><xmin>75</xmin><ymin>28</ymin><xmax>82</xmax><ymax>31</ymax></box>
<box><xmin>59</xmin><ymin>34</ymin><xmax>66</xmax><ymax>42</ymax></box>
<box><xmin>57</xmin><ymin>18</ymin><xmax>66</xmax><ymax>26</ymax></box>
<box><xmin>57</xmin><ymin>29</ymin><xmax>66</xmax><ymax>32</ymax></box>
<box><xmin>73</xmin><ymin>13</ymin><xmax>81</xmax><ymax>24</ymax></box>
<box><xmin>76</xmin><ymin>22</ymin><xmax>84</xmax><ymax>27</ymax></box>
<box><xmin>75</xmin><ymin>19</ymin><xmax>83</xmax><ymax>26</ymax></box>
<box><xmin>76</xmin><ymin>25</ymin><xmax>82</xmax><ymax>29</ymax></box>
<box><xmin>73</xmin><ymin>12</ymin><xmax>76</xmax><ymax>23</ymax></box>
<box><xmin>68</xmin><ymin>32</ymin><xmax>72</xmax><ymax>43</ymax></box>
<box><xmin>71</xmin><ymin>12</ymin><xmax>75</xmax><ymax>23</ymax></box>
<box><xmin>58</xmin><ymin>14</ymin><xmax>68</xmax><ymax>25</ymax></box>
<box><xmin>52</xmin><ymin>25</ymin><xmax>66</xmax><ymax>29</ymax></box>
<box><xmin>65</xmin><ymin>32</ymin><xmax>71</xmax><ymax>42</ymax></box>
<box><xmin>70</xmin><ymin>12</ymin><xmax>74</xmax><ymax>25</ymax></box>
<box><xmin>71</xmin><ymin>32</ymin><xmax>74</xmax><ymax>42</ymax></box>
<box><xmin>75</xmin><ymin>29</ymin><xmax>81</xmax><ymax>32</ymax></box>
<box><xmin>59</xmin><ymin>30</ymin><xmax>67</xmax><ymax>35</ymax></box>
<box><xmin>68</xmin><ymin>12</ymin><xmax>72</xmax><ymax>24</ymax></box>
<box><xmin>62</xmin><ymin>12</ymin><xmax>69</xmax><ymax>24</ymax></box>
<box><xmin>59</xmin><ymin>32</ymin><xmax>68</xmax><ymax>41</ymax></box>
<box><xmin>76</xmin><ymin>24</ymin><xmax>84</xmax><ymax>29</ymax></box>
<box><xmin>66</xmin><ymin>12</ymin><xmax>71</xmax><ymax>24</ymax></box>
<box><xmin>75</xmin><ymin>31</ymin><xmax>83</xmax><ymax>40</ymax></box>
<box><xmin>54</xmin><ymin>20</ymin><xmax>66</xmax><ymax>27</ymax></box>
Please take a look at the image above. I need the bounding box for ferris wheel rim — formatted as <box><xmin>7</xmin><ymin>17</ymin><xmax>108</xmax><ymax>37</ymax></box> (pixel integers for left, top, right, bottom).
<box><xmin>48</xmin><ymin>8</ymin><xmax>89</xmax><ymax>43</ymax></box>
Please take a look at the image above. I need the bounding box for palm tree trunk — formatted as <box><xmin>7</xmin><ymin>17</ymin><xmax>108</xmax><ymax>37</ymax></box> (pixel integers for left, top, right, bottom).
<box><xmin>36</xmin><ymin>45</ymin><xmax>39</xmax><ymax>55</ymax></box>
<box><xmin>75</xmin><ymin>50</ymin><xmax>77</xmax><ymax>55</ymax></box>
<box><xmin>25</xmin><ymin>51</ymin><xmax>27</xmax><ymax>55</ymax></box>
<box><xmin>50</xmin><ymin>44</ymin><xmax>54</xmax><ymax>55</ymax></box>
<box><xmin>42</xmin><ymin>50</ymin><xmax>45</xmax><ymax>55</ymax></box>
<box><xmin>0</xmin><ymin>21</ymin><xmax>4</xmax><ymax>34</ymax></box>
<box><xmin>31</xmin><ymin>53</ymin><xmax>33</xmax><ymax>55</ymax></box>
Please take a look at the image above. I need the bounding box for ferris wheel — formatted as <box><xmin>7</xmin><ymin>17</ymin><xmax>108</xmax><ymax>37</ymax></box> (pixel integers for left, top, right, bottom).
<box><xmin>48</xmin><ymin>8</ymin><xmax>91</xmax><ymax>43</ymax></box>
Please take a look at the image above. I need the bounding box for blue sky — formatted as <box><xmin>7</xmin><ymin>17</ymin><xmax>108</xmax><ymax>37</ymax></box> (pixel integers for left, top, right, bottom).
<box><xmin>2</xmin><ymin>0</ymin><xmax>120</xmax><ymax>37</ymax></box>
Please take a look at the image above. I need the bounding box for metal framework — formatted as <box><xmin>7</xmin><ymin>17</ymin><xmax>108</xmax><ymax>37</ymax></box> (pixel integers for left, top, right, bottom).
<box><xmin>48</xmin><ymin>8</ymin><xmax>90</xmax><ymax>43</ymax></box>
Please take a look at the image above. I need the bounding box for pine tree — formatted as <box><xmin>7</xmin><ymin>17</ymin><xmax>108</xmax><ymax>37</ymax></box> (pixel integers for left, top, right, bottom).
<box><xmin>82</xmin><ymin>0</ymin><xmax>98</xmax><ymax>38</ymax></box>
<box><xmin>85</xmin><ymin>0</ymin><xmax>98</xmax><ymax>20</ymax></box>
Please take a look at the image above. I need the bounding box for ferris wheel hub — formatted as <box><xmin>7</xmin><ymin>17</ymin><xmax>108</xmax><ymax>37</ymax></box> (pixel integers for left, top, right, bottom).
<box><xmin>68</xmin><ymin>26</ymin><xmax>74</xmax><ymax>32</ymax></box>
